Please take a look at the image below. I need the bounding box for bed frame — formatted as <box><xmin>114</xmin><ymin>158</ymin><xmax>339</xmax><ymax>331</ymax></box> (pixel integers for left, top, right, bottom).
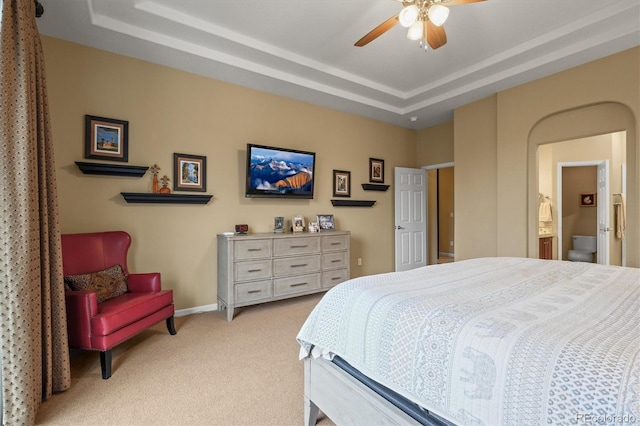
<box><xmin>304</xmin><ymin>357</ymin><xmax>453</xmax><ymax>426</ymax></box>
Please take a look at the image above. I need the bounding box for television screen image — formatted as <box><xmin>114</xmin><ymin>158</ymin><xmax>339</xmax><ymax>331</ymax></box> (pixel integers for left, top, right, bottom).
<box><xmin>245</xmin><ymin>144</ymin><xmax>316</xmax><ymax>199</ymax></box>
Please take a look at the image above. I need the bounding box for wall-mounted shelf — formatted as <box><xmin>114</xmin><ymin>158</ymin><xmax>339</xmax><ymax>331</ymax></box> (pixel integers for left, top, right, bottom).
<box><xmin>331</xmin><ymin>200</ymin><xmax>376</xmax><ymax>207</ymax></box>
<box><xmin>121</xmin><ymin>193</ymin><xmax>213</xmax><ymax>204</ymax></box>
<box><xmin>361</xmin><ymin>183</ymin><xmax>390</xmax><ymax>191</ymax></box>
<box><xmin>76</xmin><ymin>161</ymin><xmax>148</xmax><ymax>177</ymax></box>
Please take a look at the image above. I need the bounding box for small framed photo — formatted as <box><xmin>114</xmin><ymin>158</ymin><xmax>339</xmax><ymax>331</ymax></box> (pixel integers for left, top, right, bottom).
<box><xmin>292</xmin><ymin>215</ymin><xmax>305</xmax><ymax>233</ymax></box>
<box><xmin>308</xmin><ymin>222</ymin><xmax>320</xmax><ymax>233</ymax></box>
<box><xmin>369</xmin><ymin>158</ymin><xmax>384</xmax><ymax>183</ymax></box>
<box><xmin>333</xmin><ymin>170</ymin><xmax>351</xmax><ymax>197</ymax></box>
<box><xmin>580</xmin><ymin>193</ymin><xmax>596</xmax><ymax>207</ymax></box>
<box><xmin>84</xmin><ymin>115</ymin><xmax>128</xmax><ymax>162</ymax></box>
<box><xmin>173</xmin><ymin>153</ymin><xmax>207</xmax><ymax>192</ymax></box>
<box><xmin>274</xmin><ymin>216</ymin><xmax>285</xmax><ymax>233</ymax></box>
<box><xmin>317</xmin><ymin>214</ymin><xmax>335</xmax><ymax>231</ymax></box>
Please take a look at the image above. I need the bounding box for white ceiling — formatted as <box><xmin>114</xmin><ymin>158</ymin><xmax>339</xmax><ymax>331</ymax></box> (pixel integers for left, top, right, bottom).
<box><xmin>35</xmin><ymin>0</ymin><xmax>640</xmax><ymax>130</ymax></box>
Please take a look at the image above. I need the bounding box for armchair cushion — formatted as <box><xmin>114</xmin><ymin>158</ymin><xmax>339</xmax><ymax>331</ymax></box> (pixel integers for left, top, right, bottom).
<box><xmin>64</xmin><ymin>264</ymin><xmax>128</xmax><ymax>303</ymax></box>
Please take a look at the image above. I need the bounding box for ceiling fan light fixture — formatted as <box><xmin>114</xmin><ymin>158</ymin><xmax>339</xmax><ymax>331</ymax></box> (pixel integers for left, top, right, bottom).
<box><xmin>427</xmin><ymin>4</ymin><xmax>449</xmax><ymax>27</ymax></box>
<box><xmin>399</xmin><ymin>5</ymin><xmax>419</xmax><ymax>27</ymax></box>
<box><xmin>407</xmin><ymin>20</ymin><xmax>424</xmax><ymax>40</ymax></box>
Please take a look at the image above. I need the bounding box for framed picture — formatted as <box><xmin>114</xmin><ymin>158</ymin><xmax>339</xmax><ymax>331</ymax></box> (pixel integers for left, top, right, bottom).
<box><xmin>84</xmin><ymin>115</ymin><xmax>128</xmax><ymax>162</ymax></box>
<box><xmin>333</xmin><ymin>170</ymin><xmax>351</xmax><ymax>197</ymax></box>
<box><xmin>173</xmin><ymin>153</ymin><xmax>207</xmax><ymax>192</ymax></box>
<box><xmin>579</xmin><ymin>193</ymin><xmax>596</xmax><ymax>207</ymax></box>
<box><xmin>274</xmin><ymin>216</ymin><xmax>285</xmax><ymax>233</ymax></box>
<box><xmin>369</xmin><ymin>158</ymin><xmax>384</xmax><ymax>183</ymax></box>
<box><xmin>317</xmin><ymin>214</ymin><xmax>335</xmax><ymax>231</ymax></box>
<box><xmin>292</xmin><ymin>215</ymin><xmax>305</xmax><ymax>232</ymax></box>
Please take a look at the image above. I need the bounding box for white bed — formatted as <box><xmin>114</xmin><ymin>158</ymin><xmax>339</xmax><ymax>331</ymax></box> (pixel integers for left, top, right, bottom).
<box><xmin>297</xmin><ymin>257</ymin><xmax>640</xmax><ymax>425</ymax></box>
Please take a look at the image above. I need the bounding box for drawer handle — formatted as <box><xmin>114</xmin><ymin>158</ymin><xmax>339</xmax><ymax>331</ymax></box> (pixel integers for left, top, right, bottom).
<box><xmin>290</xmin><ymin>282</ymin><xmax>308</xmax><ymax>288</ymax></box>
<box><xmin>331</xmin><ymin>259</ymin><xmax>341</xmax><ymax>263</ymax></box>
<box><xmin>248</xmin><ymin>248</ymin><xmax>262</xmax><ymax>252</ymax></box>
<box><xmin>330</xmin><ymin>242</ymin><xmax>341</xmax><ymax>245</ymax></box>
<box><xmin>247</xmin><ymin>290</ymin><xmax>262</xmax><ymax>294</ymax></box>
<box><xmin>331</xmin><ymin>277</ymin><xmax>341</xmax><ymax>281</ymax></box>
<box><xmin>290</xmin><ymin>264</ymin><xmax>308</xmax><ymax>268</ymax></box>
<box><xmin>290</xmin><ymin>244</ymin><xmax>308</xmax><ymax>249</ymax></box>
<box><xmin>248</xmin><ymin>269</ymin><xmax>262</xmax><ymax>273</ymax></box>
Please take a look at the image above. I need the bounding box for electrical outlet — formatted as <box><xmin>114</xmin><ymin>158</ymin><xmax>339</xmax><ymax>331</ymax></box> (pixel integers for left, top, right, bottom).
<box><xmin>450</xmin><ymin>241</ymin><xmax>454</xmax><ymax>246</ymax></box>
<box><xmin>357</xmin><ymin>257</ymin><xmax>362</xmax><ymax>266</ymax></box>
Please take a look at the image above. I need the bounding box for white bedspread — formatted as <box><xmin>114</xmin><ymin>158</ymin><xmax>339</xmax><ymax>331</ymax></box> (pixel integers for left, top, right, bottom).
<box><xmin>297</xmin><ymin>257</ymin><xmax>640</xmax><ymax>426</ymax></box>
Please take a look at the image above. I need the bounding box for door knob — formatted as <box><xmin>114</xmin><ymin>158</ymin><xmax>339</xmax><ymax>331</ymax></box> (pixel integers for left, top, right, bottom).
<box><xmin>395</xmin><ymin>226</ymin><xmax>405</xmax><ymax>230</ymax></box>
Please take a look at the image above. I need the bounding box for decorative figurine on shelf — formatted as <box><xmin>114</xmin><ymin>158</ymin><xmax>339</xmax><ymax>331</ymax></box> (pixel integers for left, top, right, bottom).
<box><xmin>159</xmin><ymin>175</ymin><xmax>171</xmax><ymax>194</ymax></box>
<box><xmin>150</xmin><ymin>164</ymin><xmax>161</xmax><ymax>194</ymax></box>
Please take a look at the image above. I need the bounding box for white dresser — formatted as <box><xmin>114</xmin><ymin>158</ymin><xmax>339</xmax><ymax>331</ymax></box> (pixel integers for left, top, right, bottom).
<box><xmin>217</xmin><ymin>231</ymin><xmax>350</xmax><ymax>321</ymax></box>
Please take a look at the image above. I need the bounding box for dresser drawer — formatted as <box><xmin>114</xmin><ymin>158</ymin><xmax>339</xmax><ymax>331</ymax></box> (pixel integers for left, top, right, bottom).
<box><xmin>273</xmin><ymin>237</ymin><xmax>320</xmax><ymax>256</ymax></box>
<box><xmin>234</xmin><ymin>259</ymin><xmax>272</xmax><ymax>281</ymax></box>
<box><xmin>274</xmin><ymin>273</ymin><xmax>320</xmax><ymax>297</ymax></box>
<box><xmin>322</xmin><ymin>268</ymin><xmax>348</xmax><ymax>288</ymax></box>
<box><xmin>235</xmin><ymin>239</ymin><xmax>271</xmax><ymax>260</ymax></box>
<box><xmin>235</xmin><ymin>280</ymin><xmax>272</xmax><ymax>303</ymax></box>
<box><xmin>322</xmin><ymin>251</ymin><xmax>348</xmax><ymax>270</ymax></box>
<box><xmin>322</xmin><ymin>234</ymin><xmax>348</xmax><ymax>252</ymax></box>
<box><xmin>273</xmin><ymin>255</ymin><xmax>320</xmax><ymax>277</ymax></box>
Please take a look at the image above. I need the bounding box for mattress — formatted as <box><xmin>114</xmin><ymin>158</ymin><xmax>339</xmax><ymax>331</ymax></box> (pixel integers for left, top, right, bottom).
<box><xmin>297</xmin><ymin>257</ymin><xmax>640</xmax><ymax>425</ymax></box>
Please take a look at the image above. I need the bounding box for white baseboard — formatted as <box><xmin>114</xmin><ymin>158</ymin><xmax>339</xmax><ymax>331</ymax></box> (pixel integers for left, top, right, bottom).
<box><xmin>175</xmin><ymin>303</ymin><xmax>218</xmax><ymax>317</ymax></box>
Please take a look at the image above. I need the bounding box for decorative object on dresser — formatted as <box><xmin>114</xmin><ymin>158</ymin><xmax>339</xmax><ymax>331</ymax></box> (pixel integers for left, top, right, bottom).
<box><xmin>84</xmin><ymin>115</ymin><xmax>129</xmax><ymax>162</ymax></box>
<box><xmin>317</xmin><ymin>214</ymin><xmax>335</xmax><ymax>231</ymax></box>
<box><xmin>235</xmin><ymin>224</ymin><xmax>249</xmax><ymax>234</ymax></box>
<box><xmin>173</xmin><ymin>153</ymin><xmax>206</xmax><ymax>192</ymax></box>
<box><xmin>292</xmin><ymin>215</ymin><xmax>305</xmax><ymax>232</ymax></box>
<box><xmin>308</xmin><ymin>222</ymin><xmax>320</xmax><ymax>233</ymax></box>
<box><xmin>368</xmin><ymin>157</ymin><xmax>384</xmax><ymax>183</ymax></box>
<box><xmin>274</xmin><ymin>216</ymin><xmax>285</xmax><ymax>233</ymax></box>
<box><xmin>333</xmin><ymin>170</ymin><xmax>351</xmax><ymax>197</ymax></box>
<box><xmin>217</xmin><ymin>231</ymin><xmax>350</xmax><ymax>321</ymax></box>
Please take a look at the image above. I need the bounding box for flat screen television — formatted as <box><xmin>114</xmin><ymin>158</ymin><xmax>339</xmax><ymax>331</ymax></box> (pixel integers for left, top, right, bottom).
<box><xmin>245</xmin><ymin>143</ymin><xmax>316</xmax><ymax>199</ymax></box>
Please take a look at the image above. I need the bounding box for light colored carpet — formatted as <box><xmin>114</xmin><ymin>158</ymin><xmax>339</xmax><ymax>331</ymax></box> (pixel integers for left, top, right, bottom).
<box><xmin>36</xmin><ymin>293</ymin><xmax>334</xmax><ymax>426</ymax></box>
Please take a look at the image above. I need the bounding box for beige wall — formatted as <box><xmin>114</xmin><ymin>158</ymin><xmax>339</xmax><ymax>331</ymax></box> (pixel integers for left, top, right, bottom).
<box><xmin>416</xmin><ymin>121</ymin><xmax>454</xmax><ymax>167</ymax></box>
<box><xmin>42</xmin><ymin>37</ymin><xmax>417</xmax><ymax>311</ymax></box>
<box><xmin>451</xmin><ymin>47</ymin><xmax>639</xmax><ymax>266</ymax></box>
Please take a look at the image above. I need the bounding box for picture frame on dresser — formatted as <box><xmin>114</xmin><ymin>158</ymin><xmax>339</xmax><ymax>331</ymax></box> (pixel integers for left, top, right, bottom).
<box><xmin>292</xmin><ymin>215</ymin><xmax>305</xmax><ymax>232</ymax></box>
<box><xmin>317</xmin><ymin>214</ymin><xmax>334</xmax><ymax>231</ymax></box>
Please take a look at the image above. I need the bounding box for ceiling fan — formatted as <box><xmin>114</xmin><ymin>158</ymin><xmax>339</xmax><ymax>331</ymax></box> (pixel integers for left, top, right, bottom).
<box><xmin>355</xmin><ymin>0</ymin><xmax>485</xmax><ymax>50</ymax></box>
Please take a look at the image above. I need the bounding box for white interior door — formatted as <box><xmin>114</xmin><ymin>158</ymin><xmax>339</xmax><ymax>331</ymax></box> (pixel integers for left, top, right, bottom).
<box><xmin>597</xmin><ymin>160</ymin><xmax>610</xmax><ymax>265</ymax></box>
<box><xmin>394</xmin><ymin>167</ymin><xmax>427</xmax><ymax>272</ymax></box>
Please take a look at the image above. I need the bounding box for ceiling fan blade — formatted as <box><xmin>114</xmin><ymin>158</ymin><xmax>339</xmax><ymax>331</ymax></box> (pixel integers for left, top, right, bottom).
<box><xmin>355</xmin><ymin>15</ymin><xmax>399</xmax><ymax>47</ymax></box>
<box><xmin>427</xmin><ymin>20</ymin><xmax>447</xmax><ymax>49</ymax></box>
<box><xmin>444</xmin><ymin>0</ymin><xmax>485</xmax><ymax>6</ymax></box>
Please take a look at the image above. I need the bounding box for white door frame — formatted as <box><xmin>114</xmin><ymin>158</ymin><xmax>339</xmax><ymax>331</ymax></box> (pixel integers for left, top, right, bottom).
<box><xmin>557</xmin><ymin>160</ymin><xmax>610</xmax><ymax>264</ymax></box>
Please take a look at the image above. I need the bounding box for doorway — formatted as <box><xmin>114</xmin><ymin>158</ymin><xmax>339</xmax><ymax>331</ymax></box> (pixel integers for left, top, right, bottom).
<box><xmin>424</xmin><ymin>163</ymin><xmax>454</xmax><ymax>265</ymax></box>
<box><xmin>537</xmin><ymin>132</ymin><xmax>625</xmax><ymax>266</ymax></box>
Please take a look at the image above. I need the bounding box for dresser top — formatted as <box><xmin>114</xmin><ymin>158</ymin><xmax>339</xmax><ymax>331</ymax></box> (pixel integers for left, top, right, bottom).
<box><xmin>217</xmin><ymin>230</ymin><xmax>350</xmax><ymax>240</ymax></box>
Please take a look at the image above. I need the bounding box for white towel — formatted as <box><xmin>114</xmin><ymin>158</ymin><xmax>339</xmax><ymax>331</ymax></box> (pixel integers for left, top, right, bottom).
<box><xmin>615</xmin><ymin>194</ymin><xmax>626</xmax><ymax>239</ymax></box>
<box><xmin>539</xmin><ymin>202</ymin><xmax>552</xmax><ymax>222</ymax></box>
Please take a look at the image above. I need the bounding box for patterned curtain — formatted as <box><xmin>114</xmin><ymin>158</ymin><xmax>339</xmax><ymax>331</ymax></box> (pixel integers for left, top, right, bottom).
<box><xmin>0</xmin><ymin>1</ymin><xmax>71</xmax><ymax>424</ymax></box>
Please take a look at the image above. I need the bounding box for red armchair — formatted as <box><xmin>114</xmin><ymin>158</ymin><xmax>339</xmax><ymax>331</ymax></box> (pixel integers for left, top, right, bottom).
<box><xmin>61</xmin><ymin>231</ymin><xmax>176</xmax><ymax>379</ymax></box>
